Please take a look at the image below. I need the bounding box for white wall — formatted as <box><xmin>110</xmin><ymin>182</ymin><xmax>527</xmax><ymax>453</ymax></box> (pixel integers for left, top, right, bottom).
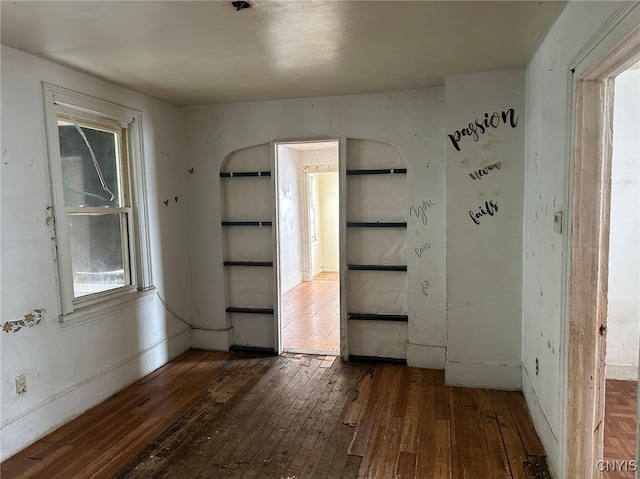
<box><xmin>0</xmin><ymin>46</ymin><xmax>191</xmax><ymax>460</ymax></box>
<box><xmin>184</xmin><ymin>82</ymin><xmax>527</xmax><ymax>379</ymax></box>
<box><xmin>298</xmin><ymin>147</ymin><xmax>338</xmax><ymax>279</ymax></box>
<box><xmin>317</xmin><ymin>172</ymin><xmax>339</xmax><ymax>272</ymax></box>
<box><xmin>606</xmin><ymin>66</ymin><xmax>640</xmax><ymax>381</ymax></box>
<box><xmin>276</xmin><ymin>145</ymin><xmax>304</xmax><ymax>292</ymax></box>
<box><xmin>523</xmin><ymin>2</ymin><xmax>638</xmax><ymax>475</ymax></box>
<box><xmin>181</xmin><ymin>88</ymin><xmax>448</xmax><ymax>366</ymax></box>
<box><xmin>276</xmin><ymin>145</ymin><xmax>338</xmax><ymax>288</ymax></box>
<box><xmin>445</xmin><ymin>70</ymin><xmax>525</xmax><ymax>389</ymax></box>
<box><xmin>310</xmin><ymin>173</ymin><xmax>323</xmax><ymax>278</ymax></box>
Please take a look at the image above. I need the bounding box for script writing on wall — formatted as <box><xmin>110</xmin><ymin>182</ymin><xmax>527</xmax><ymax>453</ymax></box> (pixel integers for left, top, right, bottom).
<box><xmin>448</xmin><ymin>109</ymin><xmax>518</xmax><ymax>152</ymax></box>
<box><xmin>409</xmin><ymin>199</ymin><xmax>436</xmax><ymax>225</ymax></box>
<box><xmin>420</xmin><ymin>280</ymin><xmax>430</xmax><ymax>298</ymax></box>
<box><xmin>469</xmin><ymin>162</ymin><xmax>501</xmax><ymax>180</ymax></box>
<box><xmin>469</xmin><ymin>200</ymin><xmax>499</xmax><ymax>225</ymax></box>
<box><xmin>415</xmin><ymin>241</ymin><xmax>431</xmax><ymax>258</ymax></box>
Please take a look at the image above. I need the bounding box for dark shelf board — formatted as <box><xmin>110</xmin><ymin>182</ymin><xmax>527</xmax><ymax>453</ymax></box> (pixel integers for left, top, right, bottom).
<box><xmin>221</xmin><ymin>221</ymin><xmax>273</xmax><ymax>227</ymax></box>
<box><xmin>220</xmin><ymin>171</ymin><xmax>271</xmax><ymax>178</ymax></box>
<box><xmin>347</xmin><ymin>264</ymin><xmax>407</xmax><ymax>272</ymax></box>
<box><xmin>346</xmin><ymin>168</ymin><xmax>407</xmax><ymax>176</ymax></box>
<box><xmin>347</xmin><ymin>313</ymin><xmax>409</xmax><ymax>322</ymax></box>
<box><xmin>349</xmin><ymin>355</ymin><xmax>407</xmax><ymax>365</ymax></box>
<box><xmin>346</xmin><ymin>222</ymin><xmax>407</xmax><ymax>228</ymax></box>
<box><xmin>223</xmin><ymin>261</ymin><xmax>273</xmax><ymax>267</ymax></box>
<box><xmin>229</xmin><ymin>345</ymin><xmax>277</xmax><ymax>356</ymax></box>
<box><xmin>226</xmin><ymin>307</ymin><xmax>274</xmax><ymax>315</ymax></box>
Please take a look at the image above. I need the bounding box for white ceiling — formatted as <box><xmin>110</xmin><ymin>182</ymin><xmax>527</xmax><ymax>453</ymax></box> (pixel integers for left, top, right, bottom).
<box><xmin>1</xmin><ymin>1</ymin><xmax>566</xmax><ymax>106</ymax></box>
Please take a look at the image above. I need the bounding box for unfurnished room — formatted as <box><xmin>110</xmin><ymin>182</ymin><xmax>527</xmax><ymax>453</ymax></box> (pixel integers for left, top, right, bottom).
<box><xmin>1</xmin><ymin>1</ymin><xmax>639</xmax><ymax>478</ymax></box>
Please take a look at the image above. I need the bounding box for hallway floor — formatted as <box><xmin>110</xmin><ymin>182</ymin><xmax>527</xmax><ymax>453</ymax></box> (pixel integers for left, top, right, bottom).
<box><xmin>282</xmin><ymin>271</ymin><xmax>340</xmax><ymax>354</ymax></box>
<box><xmin>604</xmin><ymin>379</ymin><xmax>638</xmax><ymax>479</ymax></box>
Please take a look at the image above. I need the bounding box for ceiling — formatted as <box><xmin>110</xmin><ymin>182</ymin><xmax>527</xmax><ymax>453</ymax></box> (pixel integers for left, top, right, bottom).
<box><xmin>1</xmin><ymin>1</ymin><xmax>566</xmax><ymax>106</ymax></box>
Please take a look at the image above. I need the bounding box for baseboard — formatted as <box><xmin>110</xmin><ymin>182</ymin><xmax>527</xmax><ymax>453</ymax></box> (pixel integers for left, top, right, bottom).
<box><xmin>521</xmin><ymin>366</ymin><xmax>559</xmax><ymax>478</ymax></box>
<box><xmin>407</xmin><ymin>343</ymin><xmax>446</xmax><ymax>369</ymax></box>
<box><xmin>606</xmin><ymin>363</ymin><xmax>638</xmax><ymax>381</ymax></box>
<box><xmin>190</xmin><ymin>328</ymin><xmax>231</xmax><ymax>351</ymax></box>
<box><xmin>282</xmin><ymin>272</ymin><xmax>304</xmax><ymax>294</ymax></box>
<box><xmin>1</xmin><ymin>328</ymin><xmax>190</xmax><ymax>461</ymax></box>
<box><xmin>445</xmin><ymin>360</ymin><xmax>522</xmax><ymax>389</ymax></box>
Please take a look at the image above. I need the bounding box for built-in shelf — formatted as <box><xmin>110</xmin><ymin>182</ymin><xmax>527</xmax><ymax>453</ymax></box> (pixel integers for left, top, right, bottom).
<box><xmin>347</xmin><ymin>313</ymin><xmax>409</xmax><ymax>322</ymax></box>
<box><xmin>346</xmin><ymin>168</ymin><xmax>407</xmax><ymax>176</ymax></box>
<box><xmin>348</xmin><ymin>355</ymin><xmax>407</xmax><ymax>365</ymax></box>
<box><xmin>347</xmin><ymin>264</ymin><xmax>407</xmax><ymax>272</ymax></box>
<box><xmin>225</xmin><ymin>307</ymin><xmax>274</xmax><ymax>315</ymax></box>
<box><xmin>229</xmin><ymin>345</ymin><xmax>277</xmax><ymax>355</ymax></box>
<box><xmin>223</xmin><ymin>261</ymin><xmax>273</xmax><ymax>267</ymax></box>
<box><xmin>346</xmin><ymin>221</ymin><xmax>407</xmax><ymax>228</ymax></box>
<box><xmin>221</xmin><ymin>221</ymin><xmax>273</xmax><ymax>227</ymax></box>
<box><xmin>220</xmin><ymin>171</ymin><xmax>271</xmax><ymax>178</ymax></box>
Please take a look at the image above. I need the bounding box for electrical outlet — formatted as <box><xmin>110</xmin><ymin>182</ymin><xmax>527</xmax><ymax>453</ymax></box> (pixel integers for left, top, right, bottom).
<box><xmin>535</xmin><ymin>358</ymin><xmax>539</xmax><ymax>376</ymax></box>
<box><xmin>15</xmin><ymin>374</ymin><xmax>27</xmax><ymax>395</ymax></box>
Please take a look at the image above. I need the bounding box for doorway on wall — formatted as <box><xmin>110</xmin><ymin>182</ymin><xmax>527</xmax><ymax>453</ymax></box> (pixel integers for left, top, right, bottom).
<box><xmin>602</xmin><ymin>61</ymin><xmax>639</xmax><ymax>479</ymax></box>
<box><xmin>275</xmin><ymin>140</ymin><xmax>340</xmax><ymax>355</ymax></box>
<box><xmin>566</xmin><ymin>23</ymin><xmax>640</xmax><ymax>479</ymax></box>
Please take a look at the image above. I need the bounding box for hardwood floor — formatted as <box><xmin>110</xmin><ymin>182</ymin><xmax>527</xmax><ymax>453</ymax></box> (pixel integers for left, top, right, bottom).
<box><xmin>1</xmin><ymin>349</ymin><xmax>551</xmax><ymax>479</ymax></box>
<box><xmin>604</xmin><ymin>379</ymin><xmax>638</xmax><ymax>479</ymax></box>
<box><xmin>282</xmin><ymin>271</ymin><xmax>340</xmax><ymax>354</ymax></box>
<box><xmin>0</xmin><ymin>349</ymin><xmax>229</xmax><ymax>479</ymax></box>
<box><xmin>346</xmin><ymin>365</ymin><xmax>549</xmax><ymax>479</ymax></box>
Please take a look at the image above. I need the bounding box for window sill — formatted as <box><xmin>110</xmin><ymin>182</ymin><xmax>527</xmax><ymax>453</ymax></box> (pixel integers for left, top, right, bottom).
<box><xmin>59</xmin><ymin>288</ymin><xmax>156</xmax><ymax>328</ymax></box>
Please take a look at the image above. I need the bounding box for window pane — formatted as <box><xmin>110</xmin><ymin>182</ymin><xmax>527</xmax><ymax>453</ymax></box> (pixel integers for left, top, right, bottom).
<box><xmin>69</xmin><ymin>213</ymin><xmax>129</xmax><ymax>297</ymax></box>
<box><xmin>58</xmin><ymin>121</ymin><xmax>123</xmax><ymax>207</ymax></box>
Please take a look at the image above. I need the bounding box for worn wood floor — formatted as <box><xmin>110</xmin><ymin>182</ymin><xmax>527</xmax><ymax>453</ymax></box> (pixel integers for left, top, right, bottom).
<box><xmin>1</xmin><ymin>349</ymin><xmax>551</xmax><ymax>479</ymax></box>
<box><xmin>346</xmin><ymin>366</ymin><xmax>549</xmax><ymax>479</ymax></box>
<box><xmin>604</xmin><ymin>379</ymin><xmax>638</xmax><ymax>479</ymax></box>
<box><xmin>282</xmin><ymin>271</ymin><xmax>340</xmax><ymax>354</ymax></box>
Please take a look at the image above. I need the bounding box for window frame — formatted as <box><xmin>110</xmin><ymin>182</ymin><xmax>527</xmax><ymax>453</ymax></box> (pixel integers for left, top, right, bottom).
<box><xmin>43</xmin><ymin>84</ymin><xmax>154</xmax><ymax>324</ymax></box>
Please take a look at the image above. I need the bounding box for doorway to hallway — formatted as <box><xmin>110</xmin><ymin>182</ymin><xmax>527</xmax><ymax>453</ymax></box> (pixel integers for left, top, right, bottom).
<box><xmin>565</xmin><ymin>23</ymin><xmax>640</xmax><ymax>479</ymax></box>
<box><xmin>275</xmin><ymin>141</ymin><xmax>340</xmax><ymax>355</ymax></box>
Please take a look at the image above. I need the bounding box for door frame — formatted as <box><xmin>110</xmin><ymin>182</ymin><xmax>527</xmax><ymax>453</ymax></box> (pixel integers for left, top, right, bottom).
<box><xmin>302</xmin><ymin>164</ymin><xmax>339</xmax><ymax>282</ymax></box>
<box><xmin>272</xmin><ymin>139</ymin><xmax>345</xmax><ymax>358</ymax></box>
<box><xmin>564</xmin><ymin>14</ymin><xmax>640</xmax><ymax>478</ymax></box>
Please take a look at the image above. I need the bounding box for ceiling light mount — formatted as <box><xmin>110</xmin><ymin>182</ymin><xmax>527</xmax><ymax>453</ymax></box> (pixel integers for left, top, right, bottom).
<box><xmin>232</xmin><ymin>1</ymin><xmax>252</xmax><ymax>11</ymax></box>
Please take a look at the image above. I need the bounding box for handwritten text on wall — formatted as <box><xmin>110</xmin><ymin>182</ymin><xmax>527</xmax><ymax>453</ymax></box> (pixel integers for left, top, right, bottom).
<box><xmin>448</xmin><ymin>109</ymin><xmax>518</xmax><ymax>152</ymax></box>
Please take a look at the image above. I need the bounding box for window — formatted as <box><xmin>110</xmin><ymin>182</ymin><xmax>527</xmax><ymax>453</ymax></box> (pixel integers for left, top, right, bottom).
<box><xmin>43</xmin><ymin>84</ymin><xmax>153</xmax><ymax>322</ymax></box>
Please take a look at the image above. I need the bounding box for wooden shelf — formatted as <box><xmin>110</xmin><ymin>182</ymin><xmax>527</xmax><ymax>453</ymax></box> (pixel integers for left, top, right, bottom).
<box><xmin>346</xmin><ymin>221</ymin><xmax>407</xmax><ymax>228</ymax></box>
<box><xmin>346</xmin><ymin>168</ymin><xmax>407</xmax><ymax>176</ymax></box>
<box><xmin>220</xmin><ymin>171</ymin><xmax>271</xmax><ymax>178</ymax></box>
<box><xmin>229</xmin><ymin>345</ymin><xmax>277</xmax><ymax>355</ymax></box>
<box><xmin>348</xmin><ymin>355</ymin><xmax>407</xmax><ymax>365</ymax></box>
<box><xmin>347</xmin><ymin>264</ymin><xmax>407</xmax><ymax>272</ymax></box>
<box><xmin>226</xmin><ymin>307</ymin><xmax>274</xmax><ymax>315</ymax></box>
<box><xmin>221</xmin><ymin>221</ymin><xmax>273</xmax><ymax>227</ymax></box>
<box><xmin>223</xmin><ymin>261</ymin><xmax>273</xmax><ymax>267</ymax></box>
<box><xmin>347</xmin><ymin>313</ymin><xmax>408</xmax><ymax>322</ymax></box>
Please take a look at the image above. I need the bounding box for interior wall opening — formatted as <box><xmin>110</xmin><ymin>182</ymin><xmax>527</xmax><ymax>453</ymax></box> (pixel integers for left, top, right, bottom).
<box><xmin>276</xmin><ymin>140</ymin><xmax>340</xmax><ymax>355</ymax></box>
<box><xmin>566</xmin><ymin>23</ymin><xmax>640</xmax><ymax>478</ymax></box>
<box><xmin>602</xmin><ymin>61</ymin><xmax>639</xmax><ymax>478</ymax></box>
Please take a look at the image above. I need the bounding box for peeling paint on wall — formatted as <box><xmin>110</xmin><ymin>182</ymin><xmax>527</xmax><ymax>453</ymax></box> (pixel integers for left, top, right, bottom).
<box><xmin>2</xmin><ymin>309</ymin><xmax>46</xmax><ymax>333</ymax></box>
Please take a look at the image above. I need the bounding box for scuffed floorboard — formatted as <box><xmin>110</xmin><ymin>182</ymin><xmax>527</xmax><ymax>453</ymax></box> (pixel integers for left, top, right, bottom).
<box><xmin>114</xmin><ymin>352</ymin><xmax>370</xmax><ymax>479</ymax></box>
<box><xmin>345</xmin><ymin>364</ymin><xmax>553</xmax><ymax>479</ymax></box>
